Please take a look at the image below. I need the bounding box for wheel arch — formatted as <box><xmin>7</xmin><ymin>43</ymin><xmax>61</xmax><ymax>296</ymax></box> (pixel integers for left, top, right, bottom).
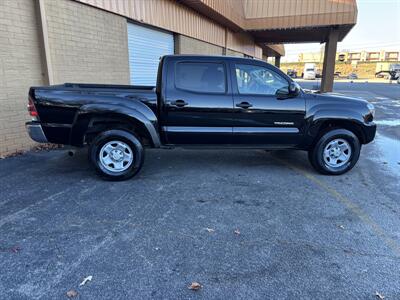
<box><xmin>70</xmin><ymin>104</ymin><xmax>161</xmax><ymax>147</ymax></box>
<box><xmin>308</xmin><ymin>118</ymin><xmax>367</xmax><ymax>149</ymax></box>
<box><xmin>305</xmin><ymin>108</ymin><xmax>368</xmax><ymax>149</ymax></box>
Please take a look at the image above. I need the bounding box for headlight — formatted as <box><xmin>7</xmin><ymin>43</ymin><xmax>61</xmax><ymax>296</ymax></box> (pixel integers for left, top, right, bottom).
<box><xmin>367</xmin><ymin>102</ymin><xmax>375</xmax><ymax>117</ymax></box>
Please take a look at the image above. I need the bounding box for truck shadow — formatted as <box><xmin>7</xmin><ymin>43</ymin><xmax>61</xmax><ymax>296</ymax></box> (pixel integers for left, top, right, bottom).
<box><xmin>0</xmin><ymin>147</ymin><xmax>315</xmax><ymax>182</ymax></box>
<box><xmin>140</xmin><ymin>148</ymin><xmax>313</xmax><ymax>177</ymax></box>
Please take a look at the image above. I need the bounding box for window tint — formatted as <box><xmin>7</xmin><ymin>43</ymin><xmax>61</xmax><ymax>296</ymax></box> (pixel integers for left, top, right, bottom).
<box><xmin>235</xmin><ymin>64</ymin><xmax>288</xmax><ymax>95</ymax></box>
<box><xmin>175</xmin><ymin>62</ymin><xmax>226</xmax><ymax>93</ymax></box>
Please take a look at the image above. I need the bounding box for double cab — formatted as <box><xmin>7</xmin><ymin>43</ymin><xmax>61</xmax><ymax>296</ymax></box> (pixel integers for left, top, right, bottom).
<box><xmin>26</xmin><ymin>55</ymin><xmax>376</xmax><ymax>180</ymax></box>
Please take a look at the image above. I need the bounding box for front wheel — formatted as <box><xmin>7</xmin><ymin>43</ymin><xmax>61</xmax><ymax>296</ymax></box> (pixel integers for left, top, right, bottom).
<box><xmin>89</xmin><ymin>129</ymin><xmax>144</xmax><ymax>181</ymax></box>
<box><xmin>308</xmin><ymin>129</ymin><xmax>360</xmax><ymax>175</ymax></box>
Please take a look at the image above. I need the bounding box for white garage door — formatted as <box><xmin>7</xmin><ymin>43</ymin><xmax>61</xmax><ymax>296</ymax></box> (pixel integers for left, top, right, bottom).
<box><xmin>127</xmin><ymin>23</ymin><xmax>174</xmax><ymax>86</ymax></box>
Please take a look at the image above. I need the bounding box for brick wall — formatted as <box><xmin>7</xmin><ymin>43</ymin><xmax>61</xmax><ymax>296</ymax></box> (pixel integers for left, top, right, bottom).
<box><xmin>175</xmin><ymin>35</ymin><xmax>223</xmax><ymax>55</ymax></box>
<box><xmin>0</xmin><ymin>0</ymin><xmax>131</xmax><ymax>156</ymax></box>
<box><xmin>226</xmin><ymin>49</ymin><xmax>245</xmax><ymax>57</ymax></box>
<box><xmin>45</xmin><ymin>0</ymin><xmax>130</xmax><ymax>84</ymax></box>
<box><xmin>175</xmin><ymin>35</ymin><xmax>248</xmax><ymax>58</ymax></box>
<box><xmin>0</xmin><ymin>0</ymin><xmax>46</xmax><ymax>155</ymax></box>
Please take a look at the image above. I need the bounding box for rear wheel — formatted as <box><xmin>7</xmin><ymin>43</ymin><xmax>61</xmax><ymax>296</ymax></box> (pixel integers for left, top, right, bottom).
<box><xmin>308</xmin><ymin>129</ymin><xmax>360</xmax><ymax>175</ymax></box>
<box><xmin>89</xmin><ymin>129</ymin><xmax>144</xmax><ymax>181</ymax></box>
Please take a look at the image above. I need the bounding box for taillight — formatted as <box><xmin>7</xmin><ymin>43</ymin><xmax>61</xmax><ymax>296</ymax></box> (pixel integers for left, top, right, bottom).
<box><xmin>28</xmin><ymin>96</ymin><xmax>39</xmax><ymax>120</ymax></box>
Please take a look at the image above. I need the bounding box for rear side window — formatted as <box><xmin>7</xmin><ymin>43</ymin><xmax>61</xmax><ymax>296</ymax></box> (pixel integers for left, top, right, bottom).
<box><xmin>175</xmin><ymin>62</ymin><xmax>226</xmax><ymax>93</ymax></box>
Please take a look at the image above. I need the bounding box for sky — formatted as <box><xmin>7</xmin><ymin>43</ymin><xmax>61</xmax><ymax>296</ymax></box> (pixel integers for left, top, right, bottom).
<box><xmin>282</xmin><ymin>0</ymin><xmax>400</xmax><ymax>62</ymax></box>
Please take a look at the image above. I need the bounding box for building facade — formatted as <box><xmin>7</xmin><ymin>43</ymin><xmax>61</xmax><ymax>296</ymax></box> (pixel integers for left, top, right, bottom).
<box><xmin>0</xmin><ymin>0</ymin><xmax>357</xmax><ymax>156</ymax></box>
<box><xmin>299</xmin><ymin>50</ymin><xmax>400</xmax><ymax>63</ymax></box>
<box><xmin>346</xmin><ymin>50</ymin><xmax>400</xmax><ymax>62</ymax></box>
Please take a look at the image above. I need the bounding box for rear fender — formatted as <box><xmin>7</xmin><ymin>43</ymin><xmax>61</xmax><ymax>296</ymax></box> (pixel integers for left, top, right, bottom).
<box><xmin>70</xmin><ymin>103</ymin><xmax>160</xmax><ymax>147</ymax></box>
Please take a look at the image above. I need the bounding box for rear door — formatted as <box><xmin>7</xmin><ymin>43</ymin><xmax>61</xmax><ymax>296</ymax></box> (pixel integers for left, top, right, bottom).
<box><xmin>230</xmin><ymin>62</ymin><xmax>306</xmax><ymax>146</ymax></box>
<box><xmin>161</xmin><ymin>58</ymin><xmax>234</xmax><ymax>144</ymax></box>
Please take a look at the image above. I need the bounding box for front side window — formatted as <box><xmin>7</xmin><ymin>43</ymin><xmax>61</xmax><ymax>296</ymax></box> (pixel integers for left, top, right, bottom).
<box><xmin>175</xmin><ymin>62</ymin><xmax>226</xmax><ymax>93</ymax></box>
<box><xmin>235</xmin><ymin>64</ymin><xmax>288</xmax><ymax>95</ymax></box>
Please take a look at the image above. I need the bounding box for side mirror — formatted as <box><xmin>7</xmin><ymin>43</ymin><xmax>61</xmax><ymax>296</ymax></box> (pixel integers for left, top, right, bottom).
<box><xmin>276</xmin><ymin>82</ymin><xmax>300</xmax><ymax>99</ymax></box>
<box><xmin>276</xmin><ymin>87</ymin><xmax>290</xmax><ymax>99</ymax></box>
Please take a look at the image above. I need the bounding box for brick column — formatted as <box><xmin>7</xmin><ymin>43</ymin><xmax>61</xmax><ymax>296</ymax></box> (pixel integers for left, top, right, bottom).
<box><xmin>321</xmin><ymin>29</ymin><xmax>339</xmax><ymax>93</ymax></box>
<box><xmin>274</xmin><ymin>56</ymin><xmax>281</xmax><ymax>68</ymax></box>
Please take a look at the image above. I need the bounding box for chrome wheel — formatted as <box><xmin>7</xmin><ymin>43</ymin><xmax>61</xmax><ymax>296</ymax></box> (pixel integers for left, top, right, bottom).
<box><xmin>99</xmin><ymin>141</ymin><xmax>134</xmax><ymax>173</ymax></box>
<box><xmin>323</xmin><ymin>138</ymin><xmax>352</xmax><ymax>168</ymax></box>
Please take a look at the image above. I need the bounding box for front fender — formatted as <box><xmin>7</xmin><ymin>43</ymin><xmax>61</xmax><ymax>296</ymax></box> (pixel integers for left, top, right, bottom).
<box><xmin>310</xmin><ymin>108</ymin><xmax>366</xmax><ymax>126</ymax></box>
<box><xmin>304</xmin><ymin>107</ymin><xmax>368</xmax><ymax>146</ymax></box>
<box><xmin>71</xmin><ymin>103</ymin><xmax>161</xmax><ymax>147</ymax></box>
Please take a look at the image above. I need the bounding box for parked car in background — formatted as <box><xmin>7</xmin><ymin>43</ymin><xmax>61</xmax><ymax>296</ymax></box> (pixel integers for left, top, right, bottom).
<box><xmin>315</xmin><ymin>69</ymin><xmax>322</xmax><ymax>78</ymax></box>
<box><xmin>375</xmin><ymin>73</ymin><xmax>387</xmax><ymax>79</ymax></box>
<box><xmin>334</xmin><ymin>71</ymin><xmax>342</xmax><ymax>79</ymax></box>
<box><xmin>286</xmin><ymin>69</ymin><xmax>298</xmax><ymax>78</ymax></box>
<box><xmin>303</xmin><ymin>63</ymin><xmax>316</xmax><ymax>80</ymax></box>
<box><xmin>347</xmin><ymin>73</ymin><xmax>358</xmax><ymax>80</ymax></box>
<box><xmin>389</xmin><ymin>64</ymin><xmax>400</xmax><ymax>80</ymax></box>
<box><xmin>375</xmin><ymin>63</ymin><xmax>400</xmax><ymax>80</ymax></box>
<box><xmin>26</xmin><ymin>55</ymin><xmax>376</xmax><ymax>180</ymax></box>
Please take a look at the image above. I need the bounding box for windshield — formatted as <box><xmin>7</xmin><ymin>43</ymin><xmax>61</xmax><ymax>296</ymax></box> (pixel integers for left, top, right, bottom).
<box><xmin>306</xmin><ymin>68</ymin><xmax>315</xmax><ymax>72</ymax></box>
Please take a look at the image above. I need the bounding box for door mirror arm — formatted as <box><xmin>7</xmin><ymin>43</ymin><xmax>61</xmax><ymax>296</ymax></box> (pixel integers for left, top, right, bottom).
<box><xmin>288</xmin><ymin>82</ymin><xmax>300</xmax><ymax>96</ymax></box>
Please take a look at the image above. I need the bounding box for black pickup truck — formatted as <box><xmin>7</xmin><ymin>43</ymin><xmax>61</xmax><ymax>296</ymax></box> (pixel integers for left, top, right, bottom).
<box><xmin>26</xmin><ymin>55</ymin><xmax>376</xmax><ymax>180</ymax></box>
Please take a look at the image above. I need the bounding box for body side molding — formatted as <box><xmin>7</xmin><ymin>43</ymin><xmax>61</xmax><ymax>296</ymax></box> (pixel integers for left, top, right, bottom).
<box><xmin>163</xmin><ymin>126</ymin><xmax>299</xmax><ymax>134</ymax></box>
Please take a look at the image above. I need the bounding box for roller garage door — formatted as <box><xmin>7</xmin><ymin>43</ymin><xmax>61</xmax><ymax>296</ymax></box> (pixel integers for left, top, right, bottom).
<box><xmin>127</xmin><ymin>23</ymin><xmax>174</xmax><ymax>86</ymax></box>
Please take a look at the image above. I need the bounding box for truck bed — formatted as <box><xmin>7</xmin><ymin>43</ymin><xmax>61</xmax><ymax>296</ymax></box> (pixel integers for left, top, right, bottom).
<box><xmin>32</xmin><ymin>82</ymin><xmax>155</xmax><ymax>92</ymax></box>
<box><xmin>29</xmin><ymin>83</ymin><xmax>159</xmax><ymax>145</ymax></box>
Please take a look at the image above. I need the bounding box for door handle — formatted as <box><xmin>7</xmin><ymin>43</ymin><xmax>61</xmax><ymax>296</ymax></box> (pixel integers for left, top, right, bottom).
<box><xmin>236</xmin><ymin>101</ymin><xmax>253</xmax><ymax>109</ymax></box>
<box><xmin>171</xmin><ymin>99</ymin><xmax>188</xmax><ymax>107</ymax></box>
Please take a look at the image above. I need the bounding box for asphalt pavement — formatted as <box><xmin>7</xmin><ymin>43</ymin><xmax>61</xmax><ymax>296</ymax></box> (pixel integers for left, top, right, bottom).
<box><xmin>0</xmin><ymin>82</ymin><xmax>399</xmax><ymax>299</ymax></box>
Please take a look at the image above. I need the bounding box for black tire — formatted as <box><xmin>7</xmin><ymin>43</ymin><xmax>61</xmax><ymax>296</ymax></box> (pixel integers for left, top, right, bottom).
<box><xmin>89</xmin><ymin>129</ymin><xmax>144</xmax><ymax>181</ymax></box>
<box><xmin>308</xmin><ymin>129</ymin><xmax>360</xmax><ymax>175</ymax></box>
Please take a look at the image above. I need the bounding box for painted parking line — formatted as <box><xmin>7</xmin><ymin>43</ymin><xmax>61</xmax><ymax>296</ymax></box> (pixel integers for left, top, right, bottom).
<box><xmin>274</xmin><ymin>157</ymin><xmax>400</xmax><ymax>257</ymax></box>
<box><xmin>0</xmin><ymin>188</ymin><xmax>73</xmax><ymax>228</ymax></box>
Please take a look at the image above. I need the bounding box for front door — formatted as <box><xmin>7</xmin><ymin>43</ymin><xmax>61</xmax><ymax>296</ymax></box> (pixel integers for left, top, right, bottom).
<box><xmin>230</xmin><ymin>62</ymin><xmax>306</xmax><ymax>146</ymax></box>
<box><xmin>162</xmin><ymin>59</ymin><xmax>234</xmax><ymax>144</ymax></box>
